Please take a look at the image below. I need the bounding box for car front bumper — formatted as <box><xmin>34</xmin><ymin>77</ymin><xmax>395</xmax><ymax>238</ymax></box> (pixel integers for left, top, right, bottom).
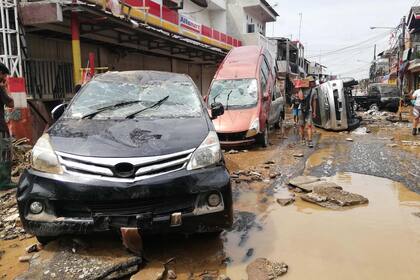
<box><xmin>17</xmin><ymin>166</ymin><xmax>233</xmax><ymax>237</ymax></box>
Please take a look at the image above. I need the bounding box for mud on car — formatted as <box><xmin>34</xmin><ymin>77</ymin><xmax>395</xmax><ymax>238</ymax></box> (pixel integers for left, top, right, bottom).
<box><xmin>17</xmin><ymin>71</ymin><xmax>232</xmax><ymax>244</ymax></box>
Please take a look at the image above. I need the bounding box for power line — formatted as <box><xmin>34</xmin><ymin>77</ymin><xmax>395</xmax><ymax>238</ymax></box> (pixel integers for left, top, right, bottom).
<box><xmin>306</xmin><ymin>31</ymin><xmax>390</xmax><ymax>58</ymax></box>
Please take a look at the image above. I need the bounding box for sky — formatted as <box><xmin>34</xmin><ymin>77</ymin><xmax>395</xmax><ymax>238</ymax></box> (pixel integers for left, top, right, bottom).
<box><xmin>267</xmin><ymin>0</ymin><xmax>414</xmax><ymax>79</ymax></box>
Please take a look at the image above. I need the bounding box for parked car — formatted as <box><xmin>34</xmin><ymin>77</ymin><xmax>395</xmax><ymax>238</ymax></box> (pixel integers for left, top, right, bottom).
<box><xmin>354</xmin><ymin>83</ymin><xmax>401</xmax><ymax>112</ymax></box>
<box><xmin>206</xmin><ymin>46</ymin><xmax>283</xmax><ymax>147</ymax></box>
<box><xmin>17</xmin><ymin>71</ymin><xmax>233</xmax><ymax>244</ymax></box>
<box><xmin>312</xmin><ymin>78</ymin><xmax>361</xmax><ymax>131</ymax></box>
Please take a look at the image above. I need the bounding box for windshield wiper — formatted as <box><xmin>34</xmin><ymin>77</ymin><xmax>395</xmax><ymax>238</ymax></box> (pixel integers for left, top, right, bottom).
<box><xmin>225</xmin><ymin>90</ymin><xmax>233</xmax><ymax>110</ymax></box>
<box><xmin>81</xmin><ymin>100</ymin><xmax>143</xmax><ymax>119</ymax></box>
<box><xmin>125</xmin><ymin>96</ymin><xmax>169</xmax><ymax>119</ymax></box>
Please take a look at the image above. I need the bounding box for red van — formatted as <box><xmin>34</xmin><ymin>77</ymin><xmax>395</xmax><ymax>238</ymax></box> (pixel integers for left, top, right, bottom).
<box><xmin>206</xmin><ymin>46</ymin><xmax>283</xmax><ymax>147</ymax></box>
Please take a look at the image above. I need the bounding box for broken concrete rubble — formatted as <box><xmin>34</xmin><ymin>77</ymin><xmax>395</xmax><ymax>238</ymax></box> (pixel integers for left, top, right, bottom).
<box><xmin>246</xmin><ymin>258</ymin><xmax>288</xmax><ymax>280</ymax></box>
<box><xmin>301</xmin><ymin>186</ymin><xmax>368</xmax><ymax>209</ymax></box>
<box><xmin>288</xmin><ymin>176</ymin><xmax>320</xmax><ymax>188</ymax></box>
<box><xmin>293</xmin><ymin>180</ymin><xmax>342</xmax><ymax>193</ymax></box>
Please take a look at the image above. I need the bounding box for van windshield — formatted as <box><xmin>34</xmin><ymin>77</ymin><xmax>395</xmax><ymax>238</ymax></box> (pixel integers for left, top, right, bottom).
<box><xmin>208</xmin><ymin>79</ymin><xmax>258</xmax><ymax>109</ymax></box>
<box><xmin>66</xmin><ymin>78</ymin><xmax>202</xmax><ymax>119</ymax></box>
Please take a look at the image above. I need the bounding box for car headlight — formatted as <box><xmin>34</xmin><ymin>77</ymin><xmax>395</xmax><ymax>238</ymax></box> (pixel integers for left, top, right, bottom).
<box><xmin>187</xmin><ymin>131</ymin><xmax>221</xmax><ymax>170</ymax></box>
<box><xmin>246</xmin><ymin>118</ymin><xmax>259</xmax><ymax>138</ymax></box>
<box><xmin>31</xmin><ymin>134</ymin><xmax>63</xmax><ymax>174</ymax></box>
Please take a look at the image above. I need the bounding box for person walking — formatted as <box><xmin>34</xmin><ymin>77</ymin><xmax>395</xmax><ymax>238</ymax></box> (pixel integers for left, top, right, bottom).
<box><xmin>0</xmin><ymin>63</ymin><xmax>14</xmax><ymax>188</ymax></box>
<box><xmin>409</xmin><ymin>89</ymin><xmax>420</xmax><ymax>135</ymax></box>
<box><xmin>298</xmin><ymin>77</ymin><xmax>317</xmax><ymax>148</ymax></box>
<box><xmin>290</xmin><ymin>88</ymin><xmax>301</xmax><ymax>126</ymax></box>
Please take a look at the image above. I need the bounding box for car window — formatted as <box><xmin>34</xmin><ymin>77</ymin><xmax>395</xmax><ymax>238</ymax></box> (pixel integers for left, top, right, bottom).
<box><xmin>208</xmin><ymin>79</ymin><xmax>258</xmax><ymax>109</ymax></box>
<box><xmin>66</xmin><ymin>77</ymin><xmax>202</xmax><ymax>119</ymax></box>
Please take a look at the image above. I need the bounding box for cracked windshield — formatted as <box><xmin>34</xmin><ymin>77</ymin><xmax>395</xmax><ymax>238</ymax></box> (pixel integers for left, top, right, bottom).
<box><xmin>0</xmin><ymin>0</ymin><xmax>418</xmax><ymax>280</ymax></box>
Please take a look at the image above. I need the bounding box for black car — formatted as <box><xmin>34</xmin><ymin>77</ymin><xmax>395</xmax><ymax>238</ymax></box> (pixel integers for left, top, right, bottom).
<box><xmin>354</xmin><ymin>83</ymin><xmax>401</xmax><ymax>112</ymax></box>
<box><xmin>17</xmin><ymin>71</ymin><xmax>232</xmax><ymax>243</ymax></box>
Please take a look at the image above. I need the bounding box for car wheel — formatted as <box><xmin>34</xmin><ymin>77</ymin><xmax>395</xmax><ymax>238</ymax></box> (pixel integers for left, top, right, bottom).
<box><xmin>257</xmin><ymin>126</ymin><xmax>269</xmax><ymax>147</ymax></box>
<box><xmin>36</xmin><ymin>235</ymin><xmax>57</xmax><ymax>245</ymax></box>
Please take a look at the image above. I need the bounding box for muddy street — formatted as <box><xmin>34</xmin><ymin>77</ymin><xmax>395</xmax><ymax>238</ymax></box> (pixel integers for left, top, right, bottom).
<box><xmin>0</xmin><ymin>111</ymin><xmax>418</xmax><ymax>280</ymax></box>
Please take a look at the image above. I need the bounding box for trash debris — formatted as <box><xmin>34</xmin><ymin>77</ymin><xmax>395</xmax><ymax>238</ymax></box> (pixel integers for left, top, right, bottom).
<box><xmin>293</xmin><ymin>153</ymin><xmax>304</xmax><ymax>158</ymax></box>
<box><xmin>301</xmin><ymin>186</ymin><xmax>368</xmax><ymax>209</ymax></box>
<box><xmin>25</xmin><ymin>243</ymin><xmax>42</xmax><ymax>253</ymax></box>
<box><xmin>346</xmin><ymin>138</ymin><xmax>354</xmax><ymax>142</ymax></box>
<box><xmin>264</xmin><ymin>160</ymin><xmax>275</xmax><ymax>165</ymax></box>
<box><xmin>401</xmin><ymin>141</ymin><xmax>420</xmax><ymax>146</ymax></box>
<box><xmin>246</xmin><ymin>258</ymin><xmax>288</xmax><ymax>280</ymax></box>
<box><xmin>351</xmin><ymin>127</ymin><xmax>370</xmax><ymax>135</ymax></box>
<box><xmin>11</xmin><ymin>138</ymin><xmax>32</xmax><ymax>180</ymax></box>
<box><xmin>269</xmin><ymin>172</ymin><xmax>281</xmax><ymax>179</ymax></box>
<box><xmin>226</xmin><ymin>150</ymin><xmax>239</xmax><ymax>154</ymax></box>
<box><xmin>0</xmin><ymin>189</ymin><xmax>27</xmax><ymax>240</ymax></box>
<box><xmin>120</xmin><ymin>228</ymin><xmax>143</xmax><ymax>256</ymax></box>
<box><xmin>18</xmin><ymin>255</ymin><xmax>32</xmax><ymax>263</ymax></box>
<box><xmin>387</xmin><ymin>143</ymin><xmax>398</xmax><ymax>148</ymax></box>
<box><xmin>276</xmin><ymin>198</ymin><xmax>295</xmax><ymax>206</ymax></box>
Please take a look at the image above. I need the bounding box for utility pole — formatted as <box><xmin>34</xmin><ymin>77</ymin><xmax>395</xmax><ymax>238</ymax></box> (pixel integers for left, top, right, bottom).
<box><xmin>298</xmin><ymin>13</ymin><xmax>302</xmax><ymax>42</ymax></box>
<box><xmin>373</xmin><ymin>44</ymin><xmax>376</xmax><ymax>60</ymax></box>
<box><xmin>398</xmin><ymin>16</ymin><xmax>406</xmax><ymax>120</ymax></box>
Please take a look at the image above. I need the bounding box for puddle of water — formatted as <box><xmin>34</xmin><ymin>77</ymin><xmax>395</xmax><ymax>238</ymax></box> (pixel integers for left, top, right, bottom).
<box><xmin>224</xmin><ymin>173</ymin><xmax>420</xmax><ymax>280</ymax></box>
<box><xmin>0</xmin><ymin>237</ymin><xmax>36</xmax><ymax>280</ymax></box>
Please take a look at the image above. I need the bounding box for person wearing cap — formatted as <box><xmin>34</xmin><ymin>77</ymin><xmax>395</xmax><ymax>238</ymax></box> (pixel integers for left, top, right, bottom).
<box><xmin>0</xmin><ymin>63</ymin><xmax>14</xmax><ymax>188</ymax></box>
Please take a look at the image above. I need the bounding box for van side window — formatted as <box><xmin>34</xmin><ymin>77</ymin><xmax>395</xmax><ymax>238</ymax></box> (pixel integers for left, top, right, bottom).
<box><xmin>260</xmin><ymin>69</ymin><xmax>267</xmax><ymax>93</ymax></box>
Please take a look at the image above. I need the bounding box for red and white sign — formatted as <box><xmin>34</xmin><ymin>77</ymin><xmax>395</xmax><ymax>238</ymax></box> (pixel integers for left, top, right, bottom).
<box><xmin>180</xmin><ymin>15</ymin><xmax>201</xmax><ymax>33</ymax></box>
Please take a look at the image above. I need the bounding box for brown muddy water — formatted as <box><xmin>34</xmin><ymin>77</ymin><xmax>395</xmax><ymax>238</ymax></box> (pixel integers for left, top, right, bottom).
<box><xmin>225</xmin><ymin>172</ymin><xmax>420</xmax><ymax>280</ymax></box>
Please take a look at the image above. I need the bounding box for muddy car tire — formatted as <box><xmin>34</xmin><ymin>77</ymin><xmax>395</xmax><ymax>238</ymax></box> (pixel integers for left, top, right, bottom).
<box><xmin>257</xmin><ymin>126</ymin><xmax>269</xmax><ymax>147</ymax></box>
<box><xmin>36</xmin><ymin>235</ymin><xmax>56</xmax><ymax>245</ymax></box>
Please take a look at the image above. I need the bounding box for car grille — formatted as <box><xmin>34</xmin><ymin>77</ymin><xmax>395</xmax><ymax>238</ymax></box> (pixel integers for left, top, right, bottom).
<box><xmin>56</xmin><ymin>149</ymin><xmax>195</xmax><ymax>182</ymax></box>
<box><xmin>54</xmin><ymin>195</ymin><xmax>197</xmax><ymax>218</ymax></box>
<box><xmin>217</xmin><ymin>131</ymin><xmax>248</xmax><ymax>142</ymax></box>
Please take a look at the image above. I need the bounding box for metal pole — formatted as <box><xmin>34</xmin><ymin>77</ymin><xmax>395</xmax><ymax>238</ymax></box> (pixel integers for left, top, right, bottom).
<box><xmin>14</xmin><ymin>0</ymin><xmax>21</xmax><ymax>77</ymax></box>
<box><xmin>373</xmin><ymin>44</ymin><xmax>376</xmax><ymax>60</ymax></box>
<box><xmin>0</xmin><ymin>0</ymin><xmax>8</xmax><ymax>69</ymax></box>
<box><xmin>71</xmin><ymin>11</ymin><xmax>81</xmax><ymax>85</ymax></box>
<box><xmin>298</xmin><ymin>12</ymin><xmax>302</xmax><ymax>42</ymax></box>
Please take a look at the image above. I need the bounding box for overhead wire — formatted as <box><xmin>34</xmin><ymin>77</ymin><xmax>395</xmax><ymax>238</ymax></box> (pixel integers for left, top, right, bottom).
<box><xmin>305</xmin><ymin>31</ymin><xmax>390</xmax><ymax>59</ymax></box>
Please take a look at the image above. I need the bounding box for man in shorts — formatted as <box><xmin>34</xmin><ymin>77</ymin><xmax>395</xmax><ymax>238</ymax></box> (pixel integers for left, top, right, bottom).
<box><xmin>298</xmin><ymin>78</ymin><xmax>317</xmax><ymax>148</ymax></box>
<box><xmin>290</xmin><ymin>89</ymin><xmax>301</xmax><ymax>126</ymax></box>
<box><xmin>0</xmin><ymin>63</ymin><xmax>14</xmax><ymax>188</ymax></box>
<box><xmin>409</xmin><ymin>89</ymin><xmax>420</xmax><ymax>135</ymax></box>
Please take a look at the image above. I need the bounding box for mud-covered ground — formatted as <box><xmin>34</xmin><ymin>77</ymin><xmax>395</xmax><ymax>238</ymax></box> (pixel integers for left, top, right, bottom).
<box><xmin>0</xmin><ymin>109</ymin><xmax>419</xmax><ymax>280</ymax></box>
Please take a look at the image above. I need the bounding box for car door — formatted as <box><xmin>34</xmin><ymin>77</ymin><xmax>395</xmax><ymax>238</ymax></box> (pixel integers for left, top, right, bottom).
<box><xmin>269</xmin><ymin>81</ymin><xmax>281</xmax><ymax>125</ymax></box>
<box><xmin>259</xmin><ymin>56</ymin><xmax>271</xmax><ymax>126</ymax></box>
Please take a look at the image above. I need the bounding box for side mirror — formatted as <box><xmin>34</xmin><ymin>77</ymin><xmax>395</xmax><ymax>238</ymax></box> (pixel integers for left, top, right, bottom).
<box><xmin>51</xmin><ymin>103</ymin><xmax>68</xmax><ymax>122</ymax></box>
<box><xmin>210</xmin><ymin>102</ymin><xmax>224</xmax><ymax>120</ymax></box>
<box><xmin>263</xmin><ymin>93</ymin><xmax>270</xmax><ymax>101</ymax></box>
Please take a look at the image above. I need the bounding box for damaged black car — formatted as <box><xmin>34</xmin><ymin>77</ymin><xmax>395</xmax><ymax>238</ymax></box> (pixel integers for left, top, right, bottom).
<box><xmin>17</xmin><ymin>71</ymin><xmax>232</xmax><ymax>244</ymax></box>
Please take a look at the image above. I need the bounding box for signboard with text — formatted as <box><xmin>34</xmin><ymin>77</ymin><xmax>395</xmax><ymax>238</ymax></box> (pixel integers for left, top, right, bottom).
<box><xmin>180</xmin><ymin>15</ymin><xmax>201</xmax><ymax>33</ymax></box>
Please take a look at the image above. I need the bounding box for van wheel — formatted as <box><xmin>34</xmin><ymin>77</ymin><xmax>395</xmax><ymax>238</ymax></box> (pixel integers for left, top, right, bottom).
<box><xmin>257</xmin><ymin>126</ymin><xmax>269</xmax><ymax>147</ymax></box>
<box><xmin>36</xmin><ymin>235</ymin><xmax>56</xmax><ymax>245</ymax></box>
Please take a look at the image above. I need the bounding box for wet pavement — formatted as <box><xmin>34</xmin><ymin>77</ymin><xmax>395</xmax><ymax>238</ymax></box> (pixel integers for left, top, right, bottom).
<box><xmin>0</xmin><ymin>111</ymin><xmax>420</xmax><ymax>279</ymax></box>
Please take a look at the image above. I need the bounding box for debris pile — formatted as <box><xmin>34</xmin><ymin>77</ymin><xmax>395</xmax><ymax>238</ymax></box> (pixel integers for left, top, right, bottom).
<box><xmin>246</xmin><ymin>258</ymin><xmax>288</xmax><ymax>280</ymax></box>
<box><xmin>0</xmin><ymin>189</ymin><xmax>28</xmax><ymax>240</ymax></box>
<box><xmin>11</xmin><ymin>138</ymin><xmax>32</xmax><ymax>180</ymax></box>
<box><xmin>288</xmin><ymin>176</ymin><xmax>369</xmax><ymax>209</ymax></box>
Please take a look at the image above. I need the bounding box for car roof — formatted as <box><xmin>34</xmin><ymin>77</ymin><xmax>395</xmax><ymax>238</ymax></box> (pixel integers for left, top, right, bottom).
<box><xmin>95</xmin><ymin>70</ymin><xmax>192</xmax><ymax>83</ymax></box>
<box><xmin>214</xmin><ymin>46</ymin><xmax>263</xmax><ymax>80</ymax></box>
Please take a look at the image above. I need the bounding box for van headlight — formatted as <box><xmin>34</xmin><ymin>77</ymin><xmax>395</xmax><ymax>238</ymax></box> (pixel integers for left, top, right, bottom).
<box><xmin>187</xmin><ymin>131</ymin><xmax>221</xmax><ymax>170</ymax></box>
<box><xmin>246</xmin><ymin>118</ymin><xmax>259</xmax><ymax>138</ymax></box>
<box><xmin>31</xmin><ymin>134</ymin><xmax>63</xmax><ymax>174</ymax></box>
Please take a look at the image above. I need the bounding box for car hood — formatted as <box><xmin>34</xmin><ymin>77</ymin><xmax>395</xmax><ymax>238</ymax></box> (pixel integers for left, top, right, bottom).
<box><xmin>212</xmin><ymin>107</ymin><xmax>259</xmax><ymax>133</ymax></box>
<box><xmin>49</xmin><ymin>117</ymin><xmax>209</xmax><ymax>157</ymax></box>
